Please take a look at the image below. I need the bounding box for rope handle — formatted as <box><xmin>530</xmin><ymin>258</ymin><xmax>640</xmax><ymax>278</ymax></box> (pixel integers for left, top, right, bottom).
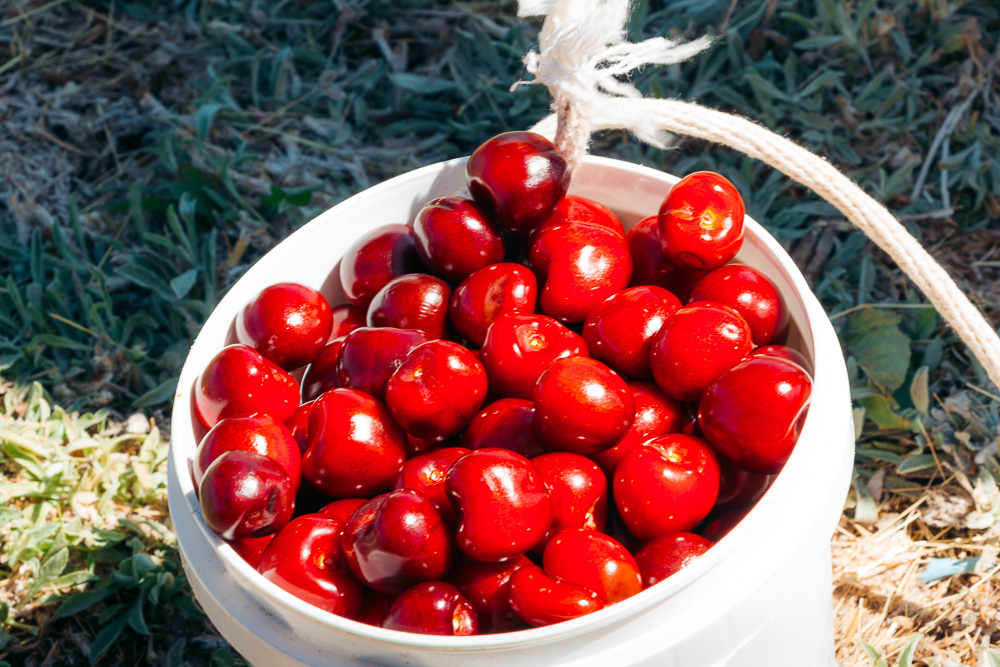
<box><xmin>518</xmin><ymin>0</ymin><xmax>1000</xmax><ymax>389</ymax></box>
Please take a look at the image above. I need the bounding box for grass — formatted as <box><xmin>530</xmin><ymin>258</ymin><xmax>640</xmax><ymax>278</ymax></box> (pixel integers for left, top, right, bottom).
<box><xmin>0</xmin><ymin>0</ymin><xmax>998</xmax><ymax>664</ymax></box>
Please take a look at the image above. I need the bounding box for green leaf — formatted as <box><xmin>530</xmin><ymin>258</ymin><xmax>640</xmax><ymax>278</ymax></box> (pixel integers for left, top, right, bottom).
<box><xmin>89</xmin><ymin>613</ymin><xmax>129</xmax><ymax>664</ymax></box>
<box><xmin>909</xmin><ymin>367</ymin><xmax>929</xmax><ymax>415</ymax></box>
<box><xmin>48</xmin><ymin>570</ymin><xmax>98</xmax><ymax>589</ymax></box>
<box><xmin>28</xmin><ymin>546</ymin><xmax>69</xmax><ymax>597</ymax></box>
<box><xmin>858</xmin><ymin>395</ymin><xmax>910</xmax><ymax>430</ymax></box>
<box><xmin>194</xmin><ymin>104</ymin><xmax>227</xmax><ymax>142</ymax></box>
<box><xmin>845</xmin><ymin>308</ymin><xmax>912</xmax><ymax>392</ymax></box>
<box><xmin>897</xmin><ymin>454</ymin><xmax>938</xmax><ymax>475</ymax></box>
<box><xmin>388</xmin><ymin>73</ymin><xmax>457</xmax><ymax>95</ymax></box>
<box><xmin>170</xmin><ymin>269</ymin><xmax>199</xmax><ymax>300</ymax></box>
<box><xmin>852</xmin><ymin>473</ymin><xmax>878</xmax><ymax>524</ymax></box>
<box><xmin>212</xmin><ymin>648</ymin><xmax>236</xmax><ymax>667</ymax></box>
<box><xmin>898</xmin><ymin>634</ymin><xmax>921</xmax><ymax>667</ymax></box>
<box><xmin>57</xmin><ymin>586</ymin><xmax>115</xmax><ymax>617</ymax></box>
<box><xmin>860</xmin><ymin>640</ymin><xmax>887</xmax><ymax>667</ymax></box>
<box><xmin>133</xmin><ymin>378</ymin><xmax>178</xmax><ymax>410</ymax></box>
<box><xmin>166</xmin><ymin>638</ymin><xmax>187</xmax><ymax>667</ymax></box>
<box><xmin>794</xmin><ymin>35</ymin><xmax>846</xmax><ymax>49</ymax></box>
<box><xmin>984</xmin><ymin>648</ymin><xmax>1000</xmax><ymax>667</ymax></box>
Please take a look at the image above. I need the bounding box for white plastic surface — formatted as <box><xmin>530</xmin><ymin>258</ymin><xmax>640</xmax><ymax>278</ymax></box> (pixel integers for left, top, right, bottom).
<box><xmin>167</xmin><ymin>156</ymin><xmax>854</xmax><ymax>667</ymax></box>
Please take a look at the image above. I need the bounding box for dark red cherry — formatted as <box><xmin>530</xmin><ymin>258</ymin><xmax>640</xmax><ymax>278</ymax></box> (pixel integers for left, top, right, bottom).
<box><xmin>626</xmin><ymin>215</ymin><xmax>707</xmax><ymax>300</ymax></box>
<box><xmin>319</xmin><ymin>498</ymin><xmax>369</xmax><ymax>525</ymax></box>
<box><xmin>199</xmin><ymin>450</ymin><xmax>295</xmax><ymax>540</ymax></box>
<box><xmin>336</xmin><ymin>327</ymin><xmax>429</xmax><ymax>401</ymax></box>
<box><xmin>193</xmin><ymin>345</ymin><xmax>299</xmax><ymax>430</ymax></box>
<box><xmin>461</xmin><ymin>399</ymin><xmax>547</xmax><ymax>459</ymax></box>
<box><xmin>367</xmin><ymin>274</ymin><xmax>450</xmax><ymax>340</ymax></box>
<box><xmin>235</xmin><ymin>283</ymin><xmax>332</xmax><ymax>370</ymax></box>
<box><xmin>194</xmin><ymin>413</ymin><xmax>301</xmax><ymax>491</ymax></box>
<box><xmin>448</xmin><ymin>263</ymin><xmax>537</xmax><ymax>348</ymax></box>
<box><xmin>340</xmin><ymin>224</ymin><xmax>424</xmax><ymax>308</ymax></box>
<box><xmin>394</xmin><ymin>447</ymin><xmax>471</xmax><ymax>524</ymax></box>
<box><xmin>381</xmin><ymin>582</ymin><xmax>479</xmax><ymax>635</ymax></box>
<box><xmin>448</xmin><ymin>555</ymin><xmax>531</xmax><ymax>633</ymax></box>
<box><xmin>300</xmin><ymin>337</ymin><xmax>345</xmax><ymax>402</ymax></box>
<box><xmin>634</xmin><ymin>532</ymin><xmax>713</xmax><ymax>588</ymax></box>
<box><xmin>531</xmin><ymin>453</ymin><xmax>608</xmax><ymax>552</ymax></box>
<box><xmin>328</xmin><ymin>304</ymin><xmax>366</xmax><ymax>341</ymax></box>
<box><xmin>688</xmin><ymin>264</ymin><xmax>788</xmax><ymax>346</ymax></box>
<box><xmin>507</xmin><ymin>564</ymin><xmax>604</xmax><ymax>627</ymax></box>
<box><xmin>543</xmin><ymin>529</ymin><xmax>641</xmax><ymax>604</ymax></box>
<box><xmin>591</xmin><ymin>382</ymin><xmax>684</xmax><ymax>475</ymax></box>
<box><xmin>529</xmin><ymin>194</ymin><xmax>625</xmax><ymax>241</ymax></box>
<box><xmin>413</xmin><ymin>196</ymin><xmax>505</xmax><ymax>282</ymax></box>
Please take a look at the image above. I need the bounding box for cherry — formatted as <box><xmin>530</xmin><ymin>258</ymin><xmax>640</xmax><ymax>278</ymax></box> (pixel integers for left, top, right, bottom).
<box><xmin>713</xmin><ymin>461</ymin><xmax>772</xmax><ymax>515</ymax></box>
<box><xmin>448</xmin><ymin>263</ymin><xmax>537</xmax><ymax>348</ymax></box>
<box><xmin>658</xmin><ymin>171</ymin><xmax>745</xmax><ymax>271</ymax></box>
<box><xmin>199</xmin><ymin>450</ymin><xmax>295</xmax><ymax>540</ymax></box>
<box><xmin>300</xmin><ymin>337</ymin><xmax>345</xmax><ymax>402</ymax></box>
<box><xmin>448</xmin><ymin>555</ymin><xmax>531</xmax><ymax>633</ymax></box>
<box><xmin>235</xmin><ymin>283</ymin><xmax>332</xmax><ymax>370</ymax></box>
<box><xmin>480</xmin><ymin>314</ymin><xmax>588</xmax><ymax>400</ymax></box>
<box><xmin>258</xmin><ymin>514</ymin><xmax>364</xmax><ymax>618</ymax></box>
<box><xmin>287</xmin><ymin>400</ymin><xmax>314</xmax><ymax>455</ymax></box>
<box><xmin>382</xmin><ymin>582</ymin><xmax>479</xmax><ymax>635</ymax></box>
<box><xmin>193</xmin><ymin>344</ymin><xmax>299</xmax><ymax>430</ymax></box>
<box><xmin>697</xmin><ymin>509</ymin><xmax>746</xmax><ymax>543</ymax></box>
<box><xmin>228</xmin><ymin>534</ymin><xmax>275</xmax><ymax>569</ymax></box>
<box><xmin>413</xmin><ymin>196</ymin><xmax>505</xmax><ymax>282</ymax></box>
<box><xmin>340</xmin><ymin>224</ymin><xmax>424</xmax><ymax>308</ymax></box>
<box><xmin>446</xmin><ymin>448</ymin><xmax>552</xmax><ymax>562</ymax></box>
<box><xmin>698</xmin><ymin>356</ymin><xmax>812</xmax><ymax>474</ymax></box>
<box><xmin>582</xmin><ymin>286</ymin><xmax>681</xmax><ymax>379</ymax></box>
<box><xmin>336</xmin><ymin>327</ymin><xmax>429</xmax><ymax>400</ymax></box>
<box><xmin>688</xmin><ymin>264</ymin><xmax>787</xmax><ymax>346</ymax></box>
<box><xmin>367</xmin><ymin>274</ymin><xmax>450</xmax><ymax>340</ymax></box>
<box><xmin>634</xmin><ymin>532</ymin><xmax>713</xmax><ymax>588</ymax></box>
<box><xmin>342</xmin><ymin>489</ymin><xmax>455</xmax><ymax>594</ymax></box>
<box><xmin>531</xmin><ymin>453</ymin><xmax>608</xmax><ymax>551</ymax></box>
<box><xmin>193</xmin><ymin>413</ymin><xmax>301</xmax><ymax>491</ymax></box>
<box><xmin>543</xmin><ymin>529</ymin><xmax>641</xmax><ymax>604</ymax></box>
<box><xmin>747</xmin><ymin>344</ymin><xmax>811</xmax><ymax>375</ymax></box>
<box><xmin>462</xmin><ymin>399</ymin><xmax>547</xmax><ymax>459</ymax></box>
<box><xmin>625</xmin><ymin>215</ymin><xmax>707</xmax><ymax>300</ymax></box>
<box><xmin>357</xmin><ymin>590</ymin><xmax>396</xmax><ymax>627</ymax></box>
<box><xmin>328</xmin><ymin>304</ymin><xmax>366</xmax><ymax>341</ymax></box>
<box><xmin>649</xmin><ymin>302</ymin><xmax>754</xmax><ymax>402</ymax></box>
<box><xmin>532</xmin><ymin>357</ymin><xmax>635</xmax><ymax>456</ymax></box>
<box><xmin>318</xmin><ymin>498</ymin><xmax>369</xmax><ymax>525</ymax></box>
<box><xmin>613</xmin><ymin>434</ymin><xmax>720</xmax><ymax>541</ymax></box>
<box><xmin>507</xmin><ymin>564</ymin><xmax>604</xmax><ymax>627</ymax></box>
<box><xmin>300</xmin><ymin>388</ymin><xmax>408</xmax><ymax>498</ymax></box>
<box><xmin>386</xmin><ymin>340</ymin><xmax>488</xmax><ymax>442</ymax></box>
<box><xmin>466</xmin><ymin>131</ymin><xmax>569</xmax><ymax>232</ymax></box>
<box><xmin>394</xmin><ymin>447</ymin><xmax>471</xmax><ymax>524</ymax></box>
<box><xmin>591</xmin><ymin>381</ymin><xmax>684</xmax><ymax>475</ymax></box>
<box><xmin>529</xmin><ymin>194</ymin><xmax>625</xmax><ymax>241</ymax></box>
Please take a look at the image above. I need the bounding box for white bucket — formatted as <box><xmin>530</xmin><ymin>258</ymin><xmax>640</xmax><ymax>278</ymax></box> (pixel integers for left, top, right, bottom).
<box><xmin>167</xmin><ymin>156</ymin><xmax>854</xmax><ymax>667</ymax></box>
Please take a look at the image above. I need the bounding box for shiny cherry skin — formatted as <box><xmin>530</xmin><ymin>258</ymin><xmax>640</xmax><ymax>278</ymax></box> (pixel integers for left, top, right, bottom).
<box><xmin>336</xmin><ymin>327</ymin><xmax>429</xmax><ymax>400</ymax></box>
<box><xmin>697</xmin><ymin>509</ymin><xmax>746</xmax><ymax>542</ymax></box>
<box><xmin>714</xmin><ymin>459</ymin><xmax>773</xmax><ymax>515</ymax></box>
<box><xmin>543</xmin><ymin>529</ymin><xmax>641</xmax><ymax>604</ymax></box>
<box><xmin>235</xmin><ymin>283</ymin><xmax>333</xmax><ymax>370</ymax></box>
<box><xmin>199</xmin><ymin>450</ymin><xmax>295</xmax><ymax>540</ymax></box>
<box><xmin>382</xmin><ymin>582</ymin><xmax>479</xmax><ymax>635</ymax></box>
<box><xmin>194</xmin><ymin>413</ymin><xmax>301</xmax><ymax>491</ymax></box>
<box><xmin>446</xmin><ymin>448</ymin><xmax>552</xmax><ymax>562</ymax></box>
<box><xmin>357</xmin><ymin>590</ymin><xmax>396</xmax><ymax>626</ymax></box>
<box><xmin>614</xmin><ymin>434</ymin><xmax>720</xmax><ymax>541</ymax></box>
<box><xmin>319</xmin><ymin>497</ymin><xmax>369</xmax><ymax>525</ymax></box>
<box><xmin>626</xmin><ymin>215</ymin><xmax>707</xmax><ymax>300</ymax></box>
<box><xmin>591</xmin><ymin>382</ymin><xmax>685</xmax><ymax>474</ymax></box>
<box><xmin>634</xmin><ymin>532</ymin><xmax>713</xmax><ymax>588</ymax></box>
<box><xmin>386</xmin><ymin>340</ymin><xmax>488</xmax><ymax>442</ymax></box>
<box><xmin>480</xmin><ymin>314</ymin><xmax>588</xmax><ymax>400</ymax></box>
<box><xmin>507</xmin><ymin>563</ymin><xmax>604</xmax><ymax>627</ymax></box>
<box><xmin>340</xmin><ymin>224</ymin><xmax>424</xmax><ymax>308</ymax></box>
<box><xmin>329</xmin><ymin>304</ymin><xmax>366</xmax><ymax>341</ymax></box>
<box><xmin>448</xmin><ymin>263</ymin><xmax>537</xmax><ymax>348</ymax></box>
<box><xmin>300</xmin><ymin>337</ymin><xmax>345</xmax><ymax>402</ymax></box>
<box><xmin>688</xmin><ymin>264</ymin><xmax>788</xmax><ymax>346</ymax></box>
<box><xmin>287</xmin><ymin>400</ymin><xmax>314</xmax><ymax>454</ymax></box>
<box><xmin>529</xmin><ymin>194</ymin><xmax>625</xmax><ymax>241</ymax></box>
<box><xmin>698</xmin><ymin>356</ymin><xmax>812</xmax><ymax>474</ymax></box>
<box><xmin>342</xmin><ymin>489</ymin><xmax>455</xmax><ymax>595</ymax></box>
<box><xmin>649</xmin><ymin>302</ymin><xmax>754</xmax><ymax>402</ymax></box>
<box><xmin>531</xmin><ymin>453</ymin><xmax>608</xmax><ymax>552</ymax></box>
<box><xmin>193</xmin><ymin>344</ymin><xmax>299</xmax><ymax>430</ymax></box>
<box><xmin>448</xmin><ymin>555</ymin><xmax>531</xmax><ymax>633</ymax></box>
<box><xmin>748</xmin><ymin>344</ymin><xmax>812</xmax><ymax>376</ymax></box>
<box><xmin>394</xmin><ymin>447</ymin><xmax>470</xmax><ymax>524</ymax></box>
<box><xmin>300</xmin><ymin>388</ymin><xmax>408</xmax><ymax>498</ymax></box>
<box><xmin>658</xmin><ymin>171</ymin><xmax>745</xmax><ymax>271</ymax></box>
<box><xmin>258</xmin><ymin>514</ymin><xmax>364</xmax><ymax>618</ymax></box>
<box><xmin>414</xmin><ymin>196</ymin><xmax>505</xmax><ymax>282</ymax></box>
<box><xmin>227</xmin><ymin>534</ymin><xmax>274</xmax><ymax>569</ymax></box>
<box><xmin>367</xmin><ymin>274</ymin><xmax>450</xmax><ymax>340</ymax></box>
<box><xmin>532</xmin><ymin>357</ymin><xmax>635</xmax><ymax>456</ymax></box>
<box><xmin>461</xmin><ymin>399</ymin><xmax>546</xmax><ymax>459</ymax></box>
<box><xmin>529</xmin><ymin>221</ymin><xmax>633</xmax><ymax>324</ymax></box>
<box><xmin>582</xmin><ymin>286</ymin><xmax>682</xmax><ymax>379</ymax></box>
<box><xmin>466</xmin><ymin>131</ymin><xmax>569</xmax><ymax>232</ymax></box>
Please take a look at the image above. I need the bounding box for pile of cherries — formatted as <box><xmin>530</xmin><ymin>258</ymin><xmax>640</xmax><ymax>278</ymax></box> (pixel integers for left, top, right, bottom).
<box><xmin>190</xmin><ymin>131</ymin><xmax>813</xmax><ymax>637</ymax></box>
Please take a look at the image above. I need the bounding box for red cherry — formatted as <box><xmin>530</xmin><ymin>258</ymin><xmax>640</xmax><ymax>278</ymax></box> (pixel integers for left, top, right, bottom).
<box><xmin>193</xmin><ymin>344</ymin><xmax>299</xmax><ymax>430</ymax></box>
<box><xmin>287</xmin><ymin>400</ymin><xmax>314</xmax><ymax>455</ymax></box>
<box><xmin>448</xmin><ymin>555</ymin><xmax>531</xmax><ymax>633</ymax></box>
<box><xmin>634</xmin><ymin>532</ymin><xmax>713</xmax><ymax>588</ymax></box>
<box><xmin>713</xmin><ymin>461</ymin><xmax>772</xmax><ymax>515</ymax></box>
<box><xmin>413</xmin><ymin>197</ymin><xmax>505</xmax><ymax>282</ymax></box>
<box><xmin>697</xmin><ymin>509</ymin><xmax>746</xmax><ymax>543</ymax></box>
<box><xmin>531</xmin><ymin>453</ymin><xmax>608</xmax><ymax>552</ymax></box>
<box><xmin>591</xmin><ymin>382</ymin><xmax>684</xmax><ymax>475</ymax></box>
<box><xmin>357</xmin><ymin>590</ymin><xmax>396</xmax><ymax>627</ymax></box>
<box><xmin>543</xmin><ymin>529</ymin><xmax>641</xmax><ymax>604</ymax></box>
<box><xmin>532</xmin><ymin>357</ymin><xmax>635</xmax><ymax>456</ymax></box>
<box><xmin>649</xmin><ymin>302</ymin><xmax>754</xmax><ymax>402</ymax></box>
<box><xmin>336</xmin><ymin>327</ymin><xmax>429</xmax><ymax>400</ymax></box>
<box><xmin>199</xmin><ymin>450</ymin><xmax>295</xmax><ymax>540</ymax></box>
<box><xmin>300</xmin><ymin>337</ymin><xmax>345</xmax><ymax>402</ymax></box>
<box><xmin>688</xmin><ymin>264</ymin><xmax>788</xmax><ymax>346</ymax></box>
<box><xmin>227</xmin><ymin>534</ymin><xmax>274</xmax><ymax>569</ymax></box>
<box><xmin>658</xmin><ymin>171</ymin><xmax>745</xmax><ymax>271</ymax></box>
<box><xmin>480</xmin><ymin>314</ymin><xmax>588</xmax><ymax>400</ymax></box>
<box><xmin>747</xmin><ymin>344</ymin><xmax>812</xmax><ymax>376</ymax></box>
<box><xmin>625</xmin><ymin>215</ymin><xmax>707</xmax><ymax>299</ymax></box>
<box><xmin>613</xmin><ymin>434</ymin><xmax>720</xmax><ymax>541</ymax></box>
<box><xmin>448</xmin><ymin>263</ymin><xmax>538</xmax><ymax>348</ymax></box>
<box><xmin>258</xmin><ymin>514</ymin><xmax>364</xmax><ymax>618</ymax></box>
<box><xmin>582</xmin><ymin>286</ymin><xmax>682</xmax><ymax>379</ymax></box>
<box><xmin>386</xmin><ymin>341</ymin><xmax>488</xmax><ymax>442</ymax></box>
<box><xmin>329</xmin><ymin>304</ymin><xmax>366</xmax><ymax>341</ymax></box>
<box><xmin>461</xmin><ymin>399</ymin><xmax>546</xmax><ymax>458</ymax></box>
<box><xmin>367</xmin><ymin>273</ymin><xmax>450</xmax><ymax>340</ymax></box>
<box><xmin>341</xmin><ymin>489</ymin><xmax>455</xmax><ymax>594</ymax></box>
<box><xmin>529</xmin><ymin>195</ymin><xmax>625</xmax><ymax>241</ymax></box>
<box><xmin>698</xmin><ymin>356</ymin><xmax>812</xmax><ymax>474</ymax></box>
<box><xmin>340</xmin><ymin>224</ymin><xmax>424</xmax><ymax>308</ymax></box>
<box><xmin>466</xmin><ymin>131</ymin><xmax>569</xmax><ymax>232</ymax></box>
<box><xmin>394</xmin><ymin>447</ymin><xmax>471</xmax><ymax>524</ymax></box>
<box><xmin>529</xmin><ymin>221</ymin><xmax>633</xmax><ymax>324</ymax></box>
<box><xmin>300</xmin><ymin>388</ymin><xmax>408</xmax><ymax>498</ymax></box>
<box><xmin>235</xmin><ymin>283</ymin><xmax>332</xmax><ymax>370</ymax></box>
<box><xmin>382</xmin><ymin>582</ymin><xmax>479</xmax><ymax>635</ymax></box>
<box><xmin>507</xmin><ymin>564</ymin><xmax>604</xmax><ymax>627</ymax></box>
<box><xmin>446</xmin><ymin>448</ymin><xmax>552</xmax><ymax>562</ymax></box>
<box><xmin>194</xmin><ymin>413</ymin><xmax>301</xmax><ymax>491</ymax></box>
<box><xmin>318</xmin><ymin>498</ymin><xmax>369</xmax><ymax>525</ymax></box>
